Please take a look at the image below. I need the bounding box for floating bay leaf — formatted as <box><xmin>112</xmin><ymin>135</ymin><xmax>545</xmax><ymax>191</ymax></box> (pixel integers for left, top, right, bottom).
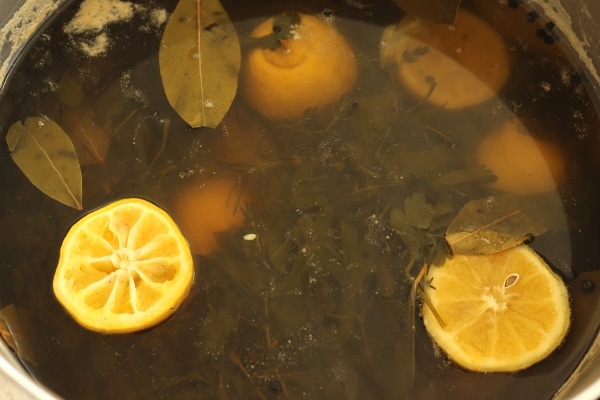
<box><xmin>159</xmin><ymin>0</ymin><xmax>240</xmax><ymax>128</ymax></box>
<box><xmin>445</xmin><ymin>195</ymin><xmax>548</xmax><ymax>255</ymax></box>
<box><xmin>392</xmin><ymin>0</ymin><xmax>462</xmax><ymax>24</ymax></box>
<box><xmin>6</xmin><ymin>116</ymin><xmax>83</xmax><ymax>210</ymax></box>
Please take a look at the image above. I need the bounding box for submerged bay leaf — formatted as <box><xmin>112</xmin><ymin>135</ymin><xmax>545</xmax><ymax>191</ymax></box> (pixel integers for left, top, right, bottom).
<box><xmin>6</xmin><ymin>116</ymin><xmax>83</xmax><ymax>210</ymax></box>
<box><xmin>159</xmin><ymin>0</ymin><xmax>240</xmax><ymax>128</ymax></box>
<box><xmin>445</xmin><ymin>195</ymin><xmax>548</xmax><ymax>255</ymax></box>
<box><xmin>62</xmin><ymin>101</ymin><xmax>112</xmax><ymax>165</ymax></box>
<box><xmin>392</xmin><ymin>0</ymin><xmax>462</xmax><ymax>24</ymax></box>
<box><xmin>0</xmin><ymin>304</ymin><xmax>40</xmax><ymax>365</ymax></box>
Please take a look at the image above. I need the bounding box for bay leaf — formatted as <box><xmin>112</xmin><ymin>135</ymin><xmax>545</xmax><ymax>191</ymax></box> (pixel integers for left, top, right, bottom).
<box><xmin>159</xmin><ymin>0</ymin><xmax>240</xmax><ymax>128</ymax></box>
<box><xmin>6</xmin><ymin>116</ymin><xmax>83</xmax><ymax>210</ymax></box>
<box><xmin>62</xmin><ymin>101</ymin><xmax>112</xmax><ymax>165</ymax></box>
<box><xmin>444</xmin><ymin>195</ymin><xmax>548</xmax><ymax>255</ymax></box>
<box><xmin>392</xmin><ymin>0</ymin><xmax>462</xmax><ymax>24</ymax></box>
<box><xmin>0</xmin><ymin>304</ymin><xmax>39</xmax><ymax>365</ymax></box>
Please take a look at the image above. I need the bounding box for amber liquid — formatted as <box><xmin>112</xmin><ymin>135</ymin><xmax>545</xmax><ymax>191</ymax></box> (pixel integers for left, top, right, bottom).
<box><xmin>0</xmin><ymin>0</ymin><xmax>599</xmax><ymax>399</ymax></box>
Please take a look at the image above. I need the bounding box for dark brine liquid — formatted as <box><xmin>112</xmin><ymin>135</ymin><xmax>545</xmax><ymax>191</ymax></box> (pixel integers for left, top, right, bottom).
<box><xmin>0</xmin><ymin>0</ymin><xmax>599</xmax><ymax>399</ymax></box>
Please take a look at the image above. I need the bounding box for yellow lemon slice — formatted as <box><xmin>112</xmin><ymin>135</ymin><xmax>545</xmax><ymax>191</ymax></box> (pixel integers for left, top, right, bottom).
<box><xmin>381</xmin><ymin>9</ymin><xmax>510</xmax><ymax>109</ymax></box>
<box><xmin>53</xmin><ymin>198</ymin><xmax>194</xmax><ymax>333</ymax></box>
<box><xmin>422</xmin><ymin>245</ymin><xmax>570</xmax><ymax>372</ymax></box>
<box><xmin>240</xmin><ymin>13</ymin><xmax>358</xmax><ymax>121</ymax></box>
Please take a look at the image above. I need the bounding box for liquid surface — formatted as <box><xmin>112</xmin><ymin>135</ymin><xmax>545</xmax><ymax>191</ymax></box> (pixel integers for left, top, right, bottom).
<box><xmin>1</xmin><ymin>1</ymin><xmax>600</xmax><ymax>399</ymax></box>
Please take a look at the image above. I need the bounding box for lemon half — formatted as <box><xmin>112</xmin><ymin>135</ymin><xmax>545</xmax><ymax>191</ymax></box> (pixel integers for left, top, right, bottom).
<box><xmin>53</xmin><ymin>198</ymin><xmax>194</xmax><ymax>333</ymax></box>
<box><xmin>422</xmin><ymin>245</ymin><xmax>570</xmax><ymax>372</ymax></box>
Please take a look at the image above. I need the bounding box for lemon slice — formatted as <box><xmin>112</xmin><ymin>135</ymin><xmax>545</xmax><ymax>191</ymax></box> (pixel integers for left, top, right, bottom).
<box><xmin>53</xmin><ymin>198</ymin><xmax>194</xmax><ymax>333</ymax></box>
<box><xmin>422</xmin><ymin>245</ymin><xmax>570</xmax><ymax>372</ymax></box>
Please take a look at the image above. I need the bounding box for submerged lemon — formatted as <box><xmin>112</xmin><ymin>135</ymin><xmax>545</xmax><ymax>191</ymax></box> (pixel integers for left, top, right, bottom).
<box><xmin>381</xmin><ymin>9</ymin><xmax>510</xmax><ymax>109</ymax></box>
<box><xmin>172</xmin><ymin>177</ymin><xmax>252</xmax><ymax>256</ymax></box>
<box><xmin>422</xmin><ymin>245</ymin><xmax>570</xmax><ymax>372</ymax></box>
<box><xmin>53</xmin><ymin>198</ymin><xmax>194</xmax><ymax>333</ymax></box>
<box><xmin>240</xmin><ymin>13</ymin><xmax>358</xmax><ymax>121</ymax></box>
<box><xmin>476</xmin><ymin>118</ymin><xmax>566</xmax><ymax>194</ymax></box>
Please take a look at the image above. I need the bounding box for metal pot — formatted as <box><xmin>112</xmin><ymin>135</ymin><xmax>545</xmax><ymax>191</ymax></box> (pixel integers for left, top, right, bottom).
<box><xmin>0</xmin><ymin>0</ymin><xmax>598</xmax><ymax>398</ymax></box>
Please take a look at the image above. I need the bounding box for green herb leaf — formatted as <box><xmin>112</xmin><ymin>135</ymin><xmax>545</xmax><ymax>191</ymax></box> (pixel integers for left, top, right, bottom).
<box><xmin>389</xmin><ymin>206</ymin><xmax>420</xmax><ymax>256</ymax></box>
<box><xmin>404</xmin><ymin>192</ymin><xmax>435</xmax><ymax>230</ymax></box>
<box><xmin>159</xmin><ymin>0</ymin><xmax>240</xmax><ymax>128</ymax></box>
<box><xmin>444</xmin><ymin>195</ymin><xmax>549</xmax><ymax>255</ymax></box>
<box><xmin>6</xmin><ymin>116</ymin><xmax>83</xmax><ymax>210</ymax></box>
<box><xmin>392</xmin><ymin>0</ymin><xmax>462</xmax><ymax>24</ymax></box>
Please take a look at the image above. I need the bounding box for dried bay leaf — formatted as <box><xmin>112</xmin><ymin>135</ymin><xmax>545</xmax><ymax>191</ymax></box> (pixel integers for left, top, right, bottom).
<box><xmin>159</xmin><ymin>0</ymin><xmax>240</xmax><ymax>128</ymax></box>
<box><xmin>6</xmin><ymin>116</ymin><xmax>83</xmax><ymax>210</ymax></box>
<box><xmin>445</xmin><ymin>195</ymin><xmax>548</xmax><ymax>255</ymax></box>
<box><xmin>392</xmin><ymin>0</ymin><xmax>462</xmax><ymax>24</ymax></box>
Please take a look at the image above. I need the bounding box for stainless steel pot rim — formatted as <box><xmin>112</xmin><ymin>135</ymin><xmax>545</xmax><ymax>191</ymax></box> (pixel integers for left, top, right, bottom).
<box><xmin>0</xmin><ymin>350</ymin><xmax>59</xmax><ymax>400</ymax></box>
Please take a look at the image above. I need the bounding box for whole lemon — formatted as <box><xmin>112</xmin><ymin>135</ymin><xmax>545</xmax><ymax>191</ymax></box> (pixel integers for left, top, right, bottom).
<box><xmin>476</xmin><ymin>118</ymin><xmax>566</xmax><ymax>194</ymax></box>
<box><xmin>211</xmin><ymin>105</ymin><xmax>275</xmax><ymax>164</ymax></box>
<box><xmin>172</xmin><ymin>177</ymin><xmax>252</xmax><ymax>255</ymax></box>
<box><xmin>240</xmin><ymin>13</ymin><xmax>358</xmax><ymax>121</ymax></box>
<box><xmin>381</xmin><ymin>9</ymin><xmax>510</xmax><ymax>109</ymax></box>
